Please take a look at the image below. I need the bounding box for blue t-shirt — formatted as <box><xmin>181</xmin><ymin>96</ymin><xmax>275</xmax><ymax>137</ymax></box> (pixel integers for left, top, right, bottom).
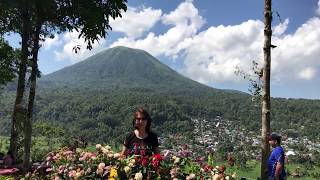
<box><xmin>268</xmin><ymin>146</ymin><xmax>286</xmax><ymax>179</ymax></box>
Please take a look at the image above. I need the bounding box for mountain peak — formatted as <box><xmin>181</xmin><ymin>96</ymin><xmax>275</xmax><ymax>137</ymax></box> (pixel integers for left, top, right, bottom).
<box><xmin>41</xmin><ymin>46</ymin><xmax>204</xmax><ymax>90</ymax></box>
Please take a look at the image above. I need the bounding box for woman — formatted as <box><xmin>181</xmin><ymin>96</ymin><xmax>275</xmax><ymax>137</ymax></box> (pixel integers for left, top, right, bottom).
<box><xmin>121</xmin><ymin>108</ymin><xmax>159</xmax><ymax>157</ymax></box>
<box><xmin>3</xmin><ymin>150</ymin><xmax>14</xmax><ymax>167</ymax></box>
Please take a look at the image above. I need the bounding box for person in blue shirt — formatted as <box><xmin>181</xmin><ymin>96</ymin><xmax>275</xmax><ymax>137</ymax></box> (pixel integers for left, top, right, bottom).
<box><xmin>267</xmin><ymin>133</ymin><xmax>286</xmax><ymax>180</ymax></box>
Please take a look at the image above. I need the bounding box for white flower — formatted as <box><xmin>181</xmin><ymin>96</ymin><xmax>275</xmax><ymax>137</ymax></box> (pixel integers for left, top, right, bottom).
<box><xmin>225</xmin><ymin>176</ymin><xmax>230</xmax><ymax>180</ymax></box>
<box><xmin>105</xmin><ymin>145</ymin><xmax>111</xmax><ymax>150</ymax></box>
<box><xmin>96</xmin><ymin>144</ymin><xmax>102</xmax><ymax>150</ymax></box>
<box><xmin>113</xmin><ymin>153</ymin><xmax>120</xmax><ymax>158</ymax></box>
<box><xmin>232</xmin><ymin>172</ymin><xmax>237</xmax><ymax>178</ymax></box>
<box><xmin>189</xmin><ymin>173</ymin><xmax>196</xmax><ymax>179</ymax></box>
<box><xmin>124</xmin><ymin>166</ymin><xmax>131</xmax><ymax>173</ymax></box>
<box><xmin>134</xmin><ymin>172</ymin><xmax>143</xmax><ymax>180</ymax></box>
<box><xmin>186</xmin><ymin>173</ymin><xmax>196</xmax><ymax>180</ymax></box>
<box><xmin>107</xmin><ymin>153</ymin><xmax>114</xmax><ymax>158</ymax></box>
<box><xmin>102</xmin><ymin>148</ymin><xmax>109</xmax><ymax>154</ymax></box>
<box><xmin>212</xmin><ymin>174</ymin><xmax>220</xmax><ymax>180</ymax></box>
<box><xmin>128</xmin><ymin>162</ymin><xmax>134</xmax><ymax>167</ymax></box>
<box><xmin>174</xmin><ymin>157</ymin><xmax>180</xmax><ymax>164</ymax></box>
<box><xmin>96</xmin><ymin>168</ymin><xmax>104</xmax><ymax>175</ymax></box>
<box><xmin>86</xmin><ymin>168</ymin><xmax>92</xmax><ymax>174</ymax></box>
<box><xmin>172</xmin><ymin>156</ymin><xmax>177</xmax><ymax>160</ymax></box>
<box><xmin>130</xmin><ymin>159</ymin><xmax>136</xmax><ymax>164</ymax></box>
<box><xmin>98</xmin><ymin>163</ymin><xmax>105</xmax><ymax>169</ymax></box>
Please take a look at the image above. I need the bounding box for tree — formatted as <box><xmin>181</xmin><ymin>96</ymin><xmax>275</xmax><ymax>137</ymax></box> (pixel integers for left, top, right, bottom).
<box><xmin>261</xmin><ymin>0</ymin><xmax>272</xmax><ymax>179</ymax></box>
<box><xmin>0</xmin><ymin>38</ymin><xmax>16</xmax><ymax>86</ymax></box>
<box><xmin>0</xmin><ymin>0</ymin><xmax>127</xmax><ymax>170</ymax></box>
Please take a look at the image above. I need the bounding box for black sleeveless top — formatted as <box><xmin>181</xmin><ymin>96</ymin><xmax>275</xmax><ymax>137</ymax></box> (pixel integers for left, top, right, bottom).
<box><xmin>123</xmin><ymin>131</ymin><xmax>159</xmax><ymax>156</ymax></box>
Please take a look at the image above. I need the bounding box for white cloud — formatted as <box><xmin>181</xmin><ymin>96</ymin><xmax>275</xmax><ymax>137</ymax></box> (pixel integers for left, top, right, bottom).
<box><xmin>54</xmin><ymin>31</ymin><xmax>106</xmax><ymax>63</ymax></box>
<box><xmin>110</xmin><ymin>0</ymin><xmax>205</xmax><ymax>57</ymax></box>
<box><xmin>162</xmin><ymin>1</ymin><xmax>204</xmax><ymax>33</ymax></box>
<box><xmin>109</xmin><ymin>7</ymin><xmax>162</xmax><ymax>39</ymax></box>
<box><xmin>182</xmin><ymin>16</ymin><xmax>320</xmax><ymax>84</ymax></box>
<box><xmin>299</xmin><ymin>67</ymin><xmax>316</xmax><ymax>80</ymax></box>
<box><xmin>273</xmin><ymin>19</ymin><xmax>289</xmax><ymax>36</ymax></box>
<box><xmin>181</xmin><ymin>20</ymin><xmax>264</xmax><ymax>83</ymax></box>
<box><xmin>272</xmin><ymin>17</ymin><xmax>320</xmax><ymax>81</ymax></box>
<box><xmin>41</xmin><ymin>35</ymin><xmax>61</xmax><ymax>50</ymax></box>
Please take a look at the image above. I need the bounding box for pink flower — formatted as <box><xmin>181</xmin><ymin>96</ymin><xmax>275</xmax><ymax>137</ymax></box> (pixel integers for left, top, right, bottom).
<box><xmin>68</xmin><ymin>170</ymin><xmax>77</xmax><ymax>177</ymax></box>
<box><xmin>63</xmin><ymin>150</ymin><xmax>74</xmax><ymax>156</ymax></box>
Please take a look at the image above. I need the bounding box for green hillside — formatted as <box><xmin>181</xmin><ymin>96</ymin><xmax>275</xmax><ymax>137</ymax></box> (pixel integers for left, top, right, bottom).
<box><xmin>41</xmin><ymin>46</ymin><xmax>209</xmax><ymax>90</ymax></box>
<box><xmin>1</xmin><ymin>46</ymin><xmax>320</xmax><ymax>144</ymax></box>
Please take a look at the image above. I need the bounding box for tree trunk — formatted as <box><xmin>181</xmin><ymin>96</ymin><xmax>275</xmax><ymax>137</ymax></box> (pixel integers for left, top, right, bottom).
<box><xmin>9</xmin><ymin>7</ymin><xmax>29</xmax><ymax>160</ymax></box>
<box><xmin>261</xmin><ymin>0</ymin><xmax>272</xmax><ymax>179</ymax></box>
<box><xmin>23</xmin><ymin>21</ymin><xmax>41</xmax><ymax>171</ymax></box>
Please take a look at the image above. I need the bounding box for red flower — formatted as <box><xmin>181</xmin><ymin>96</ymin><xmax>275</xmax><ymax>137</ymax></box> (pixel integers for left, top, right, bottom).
<box><xmin>141</xmin><ymin>156</ymin><xmax>149</xmax><ymax>167</ymax></box>
<box><xmin>151</xmin><ymin>154</ymin><xmax>163</xmax><ymax>169</ymax></box>
<box><xmin>202</xmin><ymin>164</ymin><xmax>213</xmax><ymax>172</ymax></box>
<box><xmin>140</xmin><ymin>149</ymin><xmax>146</xmax><ymax>156</ymax></box>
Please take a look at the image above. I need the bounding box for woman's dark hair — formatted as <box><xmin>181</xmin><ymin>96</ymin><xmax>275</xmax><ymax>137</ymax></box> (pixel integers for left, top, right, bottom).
<box><xmin>132</xmin><ymin>107</ymin><xmax>152</xmax><ymax>133</ymax></box>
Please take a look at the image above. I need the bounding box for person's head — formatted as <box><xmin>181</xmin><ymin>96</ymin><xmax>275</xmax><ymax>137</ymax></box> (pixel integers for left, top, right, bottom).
<box><xmin>268</xmin><ymin>133</ymin><xmax>281</xmax><ymax>147</ymax></box>
<box><xmin>132</xmin><ymin>107</ymin><xmax>151</xmax><ymax>132</ymax></box>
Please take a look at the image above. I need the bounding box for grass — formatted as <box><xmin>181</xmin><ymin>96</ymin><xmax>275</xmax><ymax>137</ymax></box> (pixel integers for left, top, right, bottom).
<box><xmin>0</xmin><ymin>176</ymin><xmax>14</xmax><ymax>180</ymax></box>
<box><xmin>223</xmin><ymin>161</ymin><xmax>320</xmax><ymax>180</ymax></box>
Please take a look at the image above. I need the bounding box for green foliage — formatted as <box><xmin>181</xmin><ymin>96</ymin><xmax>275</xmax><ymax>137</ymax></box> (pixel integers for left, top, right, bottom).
<box><xmin>0</xmin><ymin>38</ymin><xmax>16</xmax><ymax>86</ymax></box>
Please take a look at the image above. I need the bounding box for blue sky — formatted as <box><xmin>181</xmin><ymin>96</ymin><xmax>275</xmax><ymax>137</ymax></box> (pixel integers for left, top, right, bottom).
<box><xmin>5</xmin><ymin>0</ymin><xmax>320</xmax><ymax>99</ymax></box>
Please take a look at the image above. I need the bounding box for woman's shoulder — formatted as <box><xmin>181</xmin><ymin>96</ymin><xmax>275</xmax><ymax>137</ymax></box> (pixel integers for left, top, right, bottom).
<box><xmin>125</xmin><ymin>131</ymin><xmax>135</xmax><ymax>139</ymax></box>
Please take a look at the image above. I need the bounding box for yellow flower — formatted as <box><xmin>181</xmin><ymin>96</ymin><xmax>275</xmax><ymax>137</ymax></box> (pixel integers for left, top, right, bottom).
<box><xmin>109</xmin><ymin>168</ymin><xmax>118</xmax><ymax>178</ymax></box>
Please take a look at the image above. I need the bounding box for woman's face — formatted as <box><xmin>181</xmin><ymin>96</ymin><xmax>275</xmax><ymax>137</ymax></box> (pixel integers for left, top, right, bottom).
<box><xmin>135</xmin><ymin>112</ymin><xmax>147</xmax><ymax>131</ymax></box>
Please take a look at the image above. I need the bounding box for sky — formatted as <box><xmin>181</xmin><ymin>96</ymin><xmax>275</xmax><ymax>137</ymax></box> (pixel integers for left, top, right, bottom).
<box><xmin>5</xmin><ymin>0</ymin><xmax>320</xmax><ymax>99</ymax></box>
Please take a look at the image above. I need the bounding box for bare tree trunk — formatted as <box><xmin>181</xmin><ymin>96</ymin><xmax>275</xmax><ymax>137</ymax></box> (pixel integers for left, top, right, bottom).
<box><xmin>261</xmin><ymin>0</ymin><xmax>272</xmax><ymax>179</ymax></box>
<box><xmin>23</xmin><ymin>20</ymin><xmax>41</xmax><ymax>171</ymax></box>
<box><xmin>9</xmin><ymin>7</ymin><xmax>29</xmax><ymax>160</ymax></box>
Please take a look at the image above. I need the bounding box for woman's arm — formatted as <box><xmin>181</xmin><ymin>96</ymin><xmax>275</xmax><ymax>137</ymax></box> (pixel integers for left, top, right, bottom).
<box><xmin>120</xmin><ymin>145</ymin><xmax>128</xmax><ymax>158</ymax></box>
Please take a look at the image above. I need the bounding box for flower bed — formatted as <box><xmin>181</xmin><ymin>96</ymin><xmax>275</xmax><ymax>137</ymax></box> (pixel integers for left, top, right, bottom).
<box><xmin>26</xmin><ymin>144</ymin><xmax>237</xmax><ymax>180</ymax></box>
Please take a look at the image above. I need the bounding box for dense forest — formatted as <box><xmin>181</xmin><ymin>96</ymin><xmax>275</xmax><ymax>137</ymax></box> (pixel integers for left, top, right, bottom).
<box><xmin>1</xmin><ymin>83</ymin><xmax>320</xmax><ymax>144</ymax></box>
